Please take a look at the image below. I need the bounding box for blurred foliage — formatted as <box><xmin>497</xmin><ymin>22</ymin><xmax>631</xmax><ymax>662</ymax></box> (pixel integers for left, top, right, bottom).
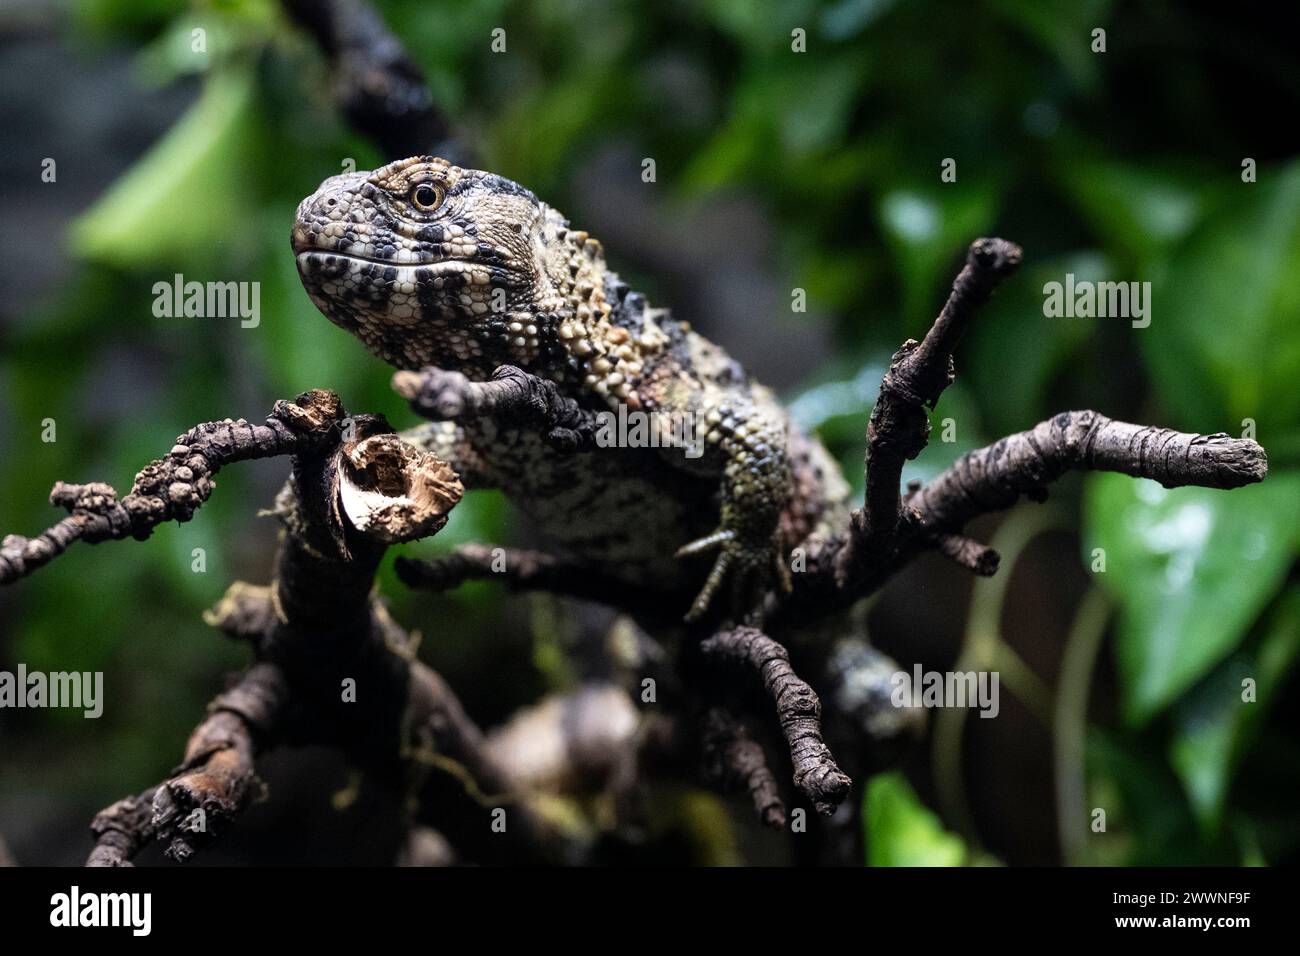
<box><xmin>1</xmin><ymin>0</ymin><xmax>1297</xmax><ymax>865</ymax></box>
<box><xmin>866</xmin><ymin>772</ymin><xmax>968</xmax><ymax>867</ymax></box>
<box><xmin>1085</xmin><ymin>475</ymin><xmax>1300</xmax><ymax>725</ymax></box>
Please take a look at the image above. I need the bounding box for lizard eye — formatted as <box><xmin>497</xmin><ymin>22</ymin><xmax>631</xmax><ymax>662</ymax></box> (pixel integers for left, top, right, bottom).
<box><xmin>409</xmin><ymin>182</ymin><xmax>444</xmax><ymax>212</ymax></box>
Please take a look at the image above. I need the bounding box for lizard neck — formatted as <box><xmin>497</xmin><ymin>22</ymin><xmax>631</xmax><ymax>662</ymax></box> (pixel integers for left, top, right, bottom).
<box><xmin>541</xmin><ymin>227</ymin><xmax>670</xmax><ymax>411</ymax></box>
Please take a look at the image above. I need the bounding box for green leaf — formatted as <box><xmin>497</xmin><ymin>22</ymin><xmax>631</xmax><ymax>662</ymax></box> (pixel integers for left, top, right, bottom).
<box><xmin>988</xmin><ymin>0</ymin><xmax>1112</xmax><ymax>93</ymax></box>
<box><xmin>966</xmin><ymin>250</ymin><xmax>1105</xmax><ymax>437</ymax></box>
<box><xmin>1054</xmin><ymin>152</ymin><xmax>1203</xmax><ymax>262</ymax></box>
<box><xmin>1085</xmin><ymin>730</ymin><xmax>1217</xmax><ymax>865</ymax></box>
<box><xmin>779</xmin><ymin>57</ymin><xmax>866</xmax><ymax>155</ymax></box>
<box><xmin>865</xmin><ymin>771</ymin><xmax>967</xmax><ymax>866</ymax></box>
<box><xmin>1169</xmin><ymin>588</ymin><xmax>1300</xmax><ymax>835</ymax></box>
<box><xmin>70</xmin><ymin>63</ymin><xmax>260</xmax><ymax>268</ymax></box>
<box><xmin>877</xmin><ymin>183</ymin><xmax>1000</xmax><ymax>333</ymax></box>
<box><xmin>1141</xmin><ymin>162</ymin><xmax>1300</xmax><ymax>457</ymax></box>
<box><xmin>1084</xmin><ymin>471</ymin><xmax>1300</xmax><ymax>725</ymax></box>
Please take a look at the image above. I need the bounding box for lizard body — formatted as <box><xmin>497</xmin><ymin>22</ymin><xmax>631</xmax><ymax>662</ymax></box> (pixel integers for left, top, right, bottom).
<box><xmin>293</xmin><ymin>156</ymin><xmax>849</xmax><ymax>619</ymax></box>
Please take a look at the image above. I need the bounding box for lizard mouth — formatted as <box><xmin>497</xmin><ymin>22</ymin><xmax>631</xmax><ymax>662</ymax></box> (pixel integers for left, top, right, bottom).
<box><xmin>294</xmin><ymin>250</ymin><xmax>482</xmax><ymax>276</ymax></box>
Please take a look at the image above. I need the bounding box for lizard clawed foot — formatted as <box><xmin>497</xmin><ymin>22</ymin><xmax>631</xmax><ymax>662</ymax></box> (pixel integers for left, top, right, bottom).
<box><xmin>677</xmin><ymin>529</ymin><xmax>792</xmax><ymax>624</ymax></box>
<box><xmin>392</xmin><ymin>367</ymin><xmax>473</xmax><ymax>420</ymax></box>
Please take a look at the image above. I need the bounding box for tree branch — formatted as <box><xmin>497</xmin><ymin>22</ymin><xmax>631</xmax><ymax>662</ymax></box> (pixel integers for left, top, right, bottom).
<box><xmin>1</xmin><ymin>390</ymin><xmax>346</xmax><ymax>587</ymax></box>
<box><xmin>701</xmin><ymin>705</ymin><xmax>787</xmax><ymax>828</ymax></box>
<box><xmin>87</xmin><ymin>789</ymin><xmax>157</xmax><ymax>868</ymax></box>
<box><xmin>86</xmin><ymin>662</ymin><xmax>289</xmax><ymax>865</ymax></box>
<box><xmin>775</xmin><ymin>237</ymin><xmax>1270</xmax><ymax>624</ymax></box>
<box><xmin>281</xmin><ymin>0</ymin><xmax>455</xmax><ymax>159</ymax></box>
<box><xmin>838</xmin><ymin>237</ymin><xmax>1022</xmax><ymax>589</ymax></box>
<box><xmin>912</xmin><ymin>410</ymin><xmax>1267</xmax><ymax>533</ymax></box>
<box><xmin>150</xmin><ymin>663</ymin><xmax>289</xmax><ymax>862</ymax></box>
<box><xmin>700</xmin><ymin>626</ymin><xmax>851</xmax><ymax>815</ymax></box>
<box><xmin>395</xmin><ymin>543</ymin><xmax>665</xmax><ymax>612</ymax></box>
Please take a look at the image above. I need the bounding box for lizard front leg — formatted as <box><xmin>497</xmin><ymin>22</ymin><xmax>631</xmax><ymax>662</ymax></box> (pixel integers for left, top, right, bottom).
<box><xmin>393</xmin><ymin>365</ymin><xmax>599</xmax><ymax>451</ymax></box>
<box><xmin>675</xmin><ymin>397</ymin><xmax>794</xmax><ymax>624</ymax></box>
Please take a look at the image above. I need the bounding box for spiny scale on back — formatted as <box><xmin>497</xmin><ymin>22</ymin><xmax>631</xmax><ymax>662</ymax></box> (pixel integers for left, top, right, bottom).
<box><xmin>293</xmin><ymin>156</ymin><xmax>850</xmax><ymax>622</ymax></box>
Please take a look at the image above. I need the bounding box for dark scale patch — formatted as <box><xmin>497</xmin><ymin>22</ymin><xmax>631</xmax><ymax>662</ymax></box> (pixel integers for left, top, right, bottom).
<box><xmin>415</xmin><ymin>224</ymin><xmax>445</xmax><ymax>244</ymax></box>
<box><xmin>484</xmin><ymin>265</ymin><xmax>524</xmax><ymax>290</ymax></box>
<box><xmin>362</xmin><ymin>266</ymin><xmax>389</xmax><ymax>303</ymax></box>
<box><xmin>415</xmin><ymin>267</ymin><xmax>442</xmax><ymax>314</ymax></box>
<box><xmin>655</xmin><ymin>312</ymin><xmax>692</xmax><ymax>354</ymax></box>
<box><xmin>605</xmin><ymin>274</ymin><xmax>631</xmax><ymax>305</ymax></box>
<box><xmin>475</xmin><ymin>243</ymin><xmax>512</xmax><ymax>268</ymax></box>
<box><xmin>440</xmin><ymin>271</ymin><xmax>471</xmax><ymax>293</ymax></box>
<box><xmin>449</xmin><ymin>172</ymin><xmax>541</xmax><ymax>206</ymax></box>
<box><xmin>606</xmin><ymin>278</ymin><xmax>647</xmax><ymax>338</ymax></box>
<box><xmin>362</xmin><ymin>226</ymin><xmax>392</xmax><ymax>260</ymax></box>
<box><xmin>379</xmin><ymin>325</ymin><xmax>410</xmax><ymax>365</ymax></box>
<box><xmin>325</xmin><ymin>300</ymin><xmax>361</xmax><ymax>333</ymax></box>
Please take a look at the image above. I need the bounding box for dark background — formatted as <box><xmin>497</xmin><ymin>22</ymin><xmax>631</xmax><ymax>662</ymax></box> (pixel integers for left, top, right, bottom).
<box><xmin>1</xmin><ymin>0</ymin><xmax>1298</xmax><ymax>865</ymax></box>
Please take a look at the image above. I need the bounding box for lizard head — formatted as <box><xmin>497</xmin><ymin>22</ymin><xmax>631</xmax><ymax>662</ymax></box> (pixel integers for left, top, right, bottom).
<box><xmin>292</xmin><ymin>155</ymin><xmax>575</xmax><ymax>374</ymax></box>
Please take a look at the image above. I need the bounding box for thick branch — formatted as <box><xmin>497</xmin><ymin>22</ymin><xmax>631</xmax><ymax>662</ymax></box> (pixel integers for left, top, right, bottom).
<box><xmin>87</xmin><ymin>663</ymin><xmax>289</xmax><ymax>866</ymax></box>
<box><xmin>199</xmin><ymin>414</ymin><xmax>572</xmax><ymax>861</ymax></box>
<box><xmin>912</xmin><ymin>410</ymin><xmax>1268</xmax><ymax>533</ymax></box>
<box><xmin>281</xmin><ymin>0</ymin><xmax>454</xmax><ymax>159</ymax></box>
<box><xmin>700</xmin><ymin>627</ymin><xmax>851</xmax><ymax>815</ymax></box>
<box><xmin>151</xmin><ymin>663</ymin><xmax>290</xmax><ymax>862</ymax></box>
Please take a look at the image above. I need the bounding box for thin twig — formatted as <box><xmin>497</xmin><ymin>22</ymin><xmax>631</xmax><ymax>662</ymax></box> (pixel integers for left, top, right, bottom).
<box><xmin>700</xmin><ymin>626</ymin><xmax>851</xmax><ymax>815</ymax></box>
<box><xmin>396</xmin><ymin>543</ymin><xmax>664</xmax><ymax>611</ymax></box>
<box><xmin>701</xmin><ymin>706</ymin><xmax>787</xmax><ymax>828</ymax></box>
<box><xmin>838</xmin><ymin>237</ymin><xmax>1022</xmax><ymax>590</ymax></box>
<box><xmin>1</xmin><ymin>391</ymin><xmax>347</xmax><ymax>586</ymax></box>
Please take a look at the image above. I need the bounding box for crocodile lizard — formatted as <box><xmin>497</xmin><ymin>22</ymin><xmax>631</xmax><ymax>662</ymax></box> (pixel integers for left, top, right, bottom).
<box><xmin>292</xmin><ymin>155</ymin><xmax>849</xmax><ymax>621</ymax></box>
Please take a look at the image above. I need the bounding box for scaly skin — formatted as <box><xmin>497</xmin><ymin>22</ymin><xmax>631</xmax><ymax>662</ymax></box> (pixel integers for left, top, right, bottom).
<box><xmin>292</xmin><ymin>156</ymin><xmax>848</xmax><ymax>621</ymax></box>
